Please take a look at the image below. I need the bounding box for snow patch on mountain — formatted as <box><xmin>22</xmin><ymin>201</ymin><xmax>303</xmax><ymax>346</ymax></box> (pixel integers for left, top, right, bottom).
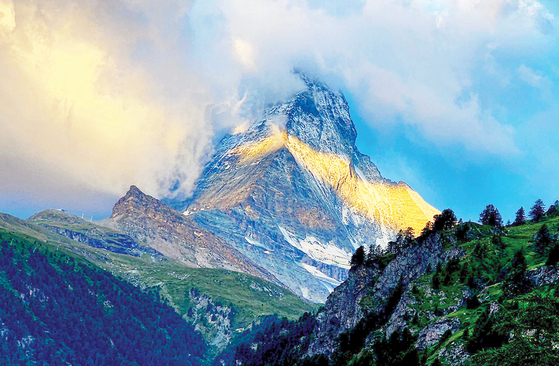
<box><xmin>244</xmin><ymin>236</ymin><xmax>270</xmax><ymax>250</ymax></box>
<box><xmin>278</xmin><ymin>226</ymin><xmax>351</xmax><ymax>269</ymax></box>
<box><xmin>300</xmin><ymin>263</ymin><xmax>342</xmax><ymax>287</ymax></box>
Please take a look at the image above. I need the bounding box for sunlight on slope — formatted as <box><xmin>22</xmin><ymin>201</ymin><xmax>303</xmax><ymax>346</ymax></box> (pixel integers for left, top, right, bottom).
<box><xmin>232</xmin><ymin>130</ymin><xmax>287</xmax><ymax>163</ymax></box>
<box><xmin>231</xmin><ymin>130</ymin><xmax>439</xmax><ymax>234</ymax></box>
<box><xmin>0</xmin><ymin>2</ymin><xmax>188</xmax><ymax>197</ymax></box>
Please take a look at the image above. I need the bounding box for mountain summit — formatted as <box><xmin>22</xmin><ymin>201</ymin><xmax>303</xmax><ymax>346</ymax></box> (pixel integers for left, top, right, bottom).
<box><xmin>169</xmin><ymin>75</ymin><xmax>438</xmax><ymax>302</ymax></box>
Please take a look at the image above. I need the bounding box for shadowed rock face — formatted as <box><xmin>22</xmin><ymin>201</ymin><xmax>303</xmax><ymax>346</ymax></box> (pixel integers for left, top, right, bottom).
<box><xmin>167</xmin><ymin>75</ymin><xmax>438</xmax><ymax>303</ymax></box>
<box><xmin>105</xmin><ymin>186</ymin><xmax>279</xmax><ymax>285</ymax></box>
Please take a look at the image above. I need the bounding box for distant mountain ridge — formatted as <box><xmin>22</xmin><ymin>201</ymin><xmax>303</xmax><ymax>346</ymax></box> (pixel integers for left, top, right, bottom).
<box><xmin>167</xmin><ymin>75</ymin><xmax>438</xmax><ymax>302</ymax></box>
<box><xmin>103</xmin><ymin>185</ymin><xmax>278</xmax><ymax>283</ymax></box>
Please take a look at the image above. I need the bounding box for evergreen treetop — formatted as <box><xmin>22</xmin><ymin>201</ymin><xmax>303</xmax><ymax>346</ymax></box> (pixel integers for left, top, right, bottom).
<box><xmin>351</xmin><ymin>246</ymin><xmax>365</xmax><ymax>268</ymax></box>
<box><xmin>432</xmin><ymin>209</ymin><xmax>457</xmax><ymax>232</ymax></box>
<box><xmin>479</xmin><ymin>204</ymin><xmax>503</xmax><ymax>228</ymax></box>
<box><xmin>512</xmin><ymin>206</ymin><xmax>526</xmax><ymax>226</ymax></box>
<box><xmin>502</xmin><ymin>248</ymin><xmax>532</xmax><ymax>298</ymax></box>
<box><xmin>529</xmin><ymin>199</ymin><xmax>546</xmax><ymax>223</ymax></box>
<box><xmin>533</xmin><ymin>224</ymin><xmax>555</xmax><ymax>255</ymax></box>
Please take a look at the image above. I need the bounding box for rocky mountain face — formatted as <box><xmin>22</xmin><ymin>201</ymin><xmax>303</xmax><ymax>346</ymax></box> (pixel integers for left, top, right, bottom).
<box><xmin>168</xmin><ymin>75</ymin><xmax>438</xmax><ymax>302</ymax></box>
<box><xmin>187</xmin><ymin>288</ymin><xmax>235</xmax><ymax>352</ymax></box>
<box><xmin>307</xmin><ymin>233</ymin><xmax>465</xmax><ymax>358</ymax></box>
<box><xmin>102</xmin><ymin>185</ymin><xmax>278</xmax><ymax>284</ymax></box>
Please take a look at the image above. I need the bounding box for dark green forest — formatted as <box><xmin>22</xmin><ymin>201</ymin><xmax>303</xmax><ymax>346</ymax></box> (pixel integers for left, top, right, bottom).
<box><xmin>0</xmin><ymin>229</ymin><xmax>205</xmax><ymax>365</ymax></box>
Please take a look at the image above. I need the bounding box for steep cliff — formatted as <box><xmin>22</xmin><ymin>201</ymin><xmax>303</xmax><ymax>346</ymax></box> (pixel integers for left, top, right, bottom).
<box><xmin>169</xmin><ymin>75</ymin><xmax>438</xmax><ymax>302</ymax></box>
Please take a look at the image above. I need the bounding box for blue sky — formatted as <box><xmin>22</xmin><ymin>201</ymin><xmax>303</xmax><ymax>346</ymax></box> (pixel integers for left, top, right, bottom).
<box><xmin>348</xmin><ymin>1</ymin><xmax>559</xmax><ymax>222</ymax></box>
<box><xmin>0</xmin><ymin>0</ymin><xmax>558</xmax><ymax>224</ymax></box>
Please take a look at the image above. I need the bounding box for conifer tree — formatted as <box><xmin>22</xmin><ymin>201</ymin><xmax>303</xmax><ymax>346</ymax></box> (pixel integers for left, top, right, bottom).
<box><xmin>432</xmin><ymin>209</ymin><xmax>457</xmax><ymax>231</ymax></box>
<box><xmin>459</xmin><ymin>263</ymin><xmax>469</xmax><ymax>283</ymax></box>
<box><xmin>502</xmin><ymin>248</ymin><xmax>532</xmax><ymax>298</ymax></box>
<box><xmin>389</xmin><ymin>227</ymin><xmax>415</xmax><ymax>254</ymax></box>
<box><xmin>533</xmin><ymin>224</ymin><xmax>554</xmax><ymax>255</ymax></box>
<box><xmin>547</xmin><ymin>200</ymin><xmax>559</xmax><ymax>217</ymax></box>
<box><xmin>350</xmin><ymin>246</ymin><xmax>365</xmax><ymax>268</ymax></box>
<box><xmin>366</xmin><ymin>244</ymin><xmax>384</xmax><ymax>268</ymax></box>
<box><xmin>513</xmin><ymin>207</ymin><xmax>526</xmax><ymax>226</ymax></box>
<box><xmin>529</xmin><ymin>199</ymin><xmax>546</xmax><ymax>223</ymax></box>
<box><xmin>492</xmin><ymin>234</ymin><xmax>505</xmax><ymax>251</ymax></box>
<box><xmin>420</xmin><ymin>221</ymin><xmax>433</xmax><ymax>239</ymax></box>
<box><xmin>479</xmin><ymin>204</ymin><xmax>503</xmax><ymax>227</ymax></box>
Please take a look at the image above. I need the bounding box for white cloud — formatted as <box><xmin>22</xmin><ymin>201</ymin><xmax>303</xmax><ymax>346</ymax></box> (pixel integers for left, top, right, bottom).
<box><xmin>0</xmin><ymin>0</ymin><xmax>555</xmax><ymax>210</ymax></box>
<box><xmin>208</xmin><ymin>0</ymin><xmax>550</xmax><ymax>153</ymax></box>
<box><xmin>518</xmin><ymin>64</ymin><xmax>553</xmax><ymax>102</ymax></box>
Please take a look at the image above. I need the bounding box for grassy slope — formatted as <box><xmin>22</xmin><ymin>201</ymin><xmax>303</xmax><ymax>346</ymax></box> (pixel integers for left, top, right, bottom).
<box><xmin>22</xmin><ymin>210</ymin><xmax>315</xmax><ymax>317</ymax></box>
<box><xmin>400</xmin><ymin>216</ymin><xmax>559</xmax><ymax>365</ymax></box>
<box><xmin>0</xmin><ymin>213</ymin><xmax>316</xmax><ymax>360</ymax></box>
<box><xmin>98</xmin><ymin>251</ymin><xmax>316</xmax><ymax>327</ymax></box>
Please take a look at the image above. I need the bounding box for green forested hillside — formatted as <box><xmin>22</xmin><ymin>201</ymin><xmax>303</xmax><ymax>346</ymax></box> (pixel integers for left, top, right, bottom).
<box><xmin>222</xmin><ymin>205</ymin><xmax>559</xmax><ymax>366</ymax></box>
<box><xmin>0</xmin><ymin>229</ymin><xmax>205</xmax><ymax>365</ymax></box>
<box><xmin>96</xmin><ymin>251</ymin><xmax>317</xmax><ymax>360</ymax></box>
<box><xmin>0</xmin><ymin>212</ymin><xmax>316</xmax><ymax>363</ymax></box>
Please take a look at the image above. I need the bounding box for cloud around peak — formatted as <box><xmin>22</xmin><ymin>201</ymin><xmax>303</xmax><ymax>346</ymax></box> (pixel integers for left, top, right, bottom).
<box><xmin>0</xmin><ymin>0</ymin><xmax>555</xmax><ymax>213</ymax></box>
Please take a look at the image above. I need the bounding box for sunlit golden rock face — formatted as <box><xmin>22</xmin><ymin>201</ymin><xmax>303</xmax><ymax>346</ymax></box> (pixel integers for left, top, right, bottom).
<box><xmin>171</xmin><ymin>75</ymin><xmax>441</xmax><ymax>302</ymax></box>
<box><xmin>231</xmin><ymin>128</ymin><xmax>287</xmax><ymax>164</ymax></box>
<box><xmin>230</xmin><ymin>130</ymin><xmax>439</xmax><ymax>235</ymax></box>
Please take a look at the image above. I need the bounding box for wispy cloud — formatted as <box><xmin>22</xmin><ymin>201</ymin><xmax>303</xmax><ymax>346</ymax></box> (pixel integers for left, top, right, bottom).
<box><xmin>518</xmin><ymin>64</ymin><xmax>553</xmax><ymax>103</ymax></box>
<box><xmin>0</xmin><ymin>0</ymin><xmax>555</xmax><ymax>210</ymax></box>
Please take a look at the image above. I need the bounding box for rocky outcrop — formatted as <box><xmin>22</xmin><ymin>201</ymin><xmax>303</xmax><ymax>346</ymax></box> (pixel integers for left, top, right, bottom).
<box><xmin>438</xmin><ymin>343</ymin><xmax>470</xmax><ymax>366</ymax></box>
<box><xmin>308</xmin><ymin>265</ymin><xmax>381</xmax><ymax>355</ymax></box>
<box><xmin>385</xmin><ymin>292</ymin><xmax>418</xmax><ymax>338</ymax></box>
<box><xmin>307</xmin><ymin>234</ymin><xmax>466</xmax><ymax>357</ymax></box>
<box><xmin>27</xmin><ymin>209</ymin><xmax>163</xmax><ymax>258</ymax></box>
<box><xmin>529</xmin><ymin>265</ymin><xmax>559</xmax><ymax>286</ymax></box>
<box><xmin>416</xmin><ymin>317</ymin><xmax>461</xmax><ymax>349</ymax></box>
<box><xmin>39</xmin><ymin>223</ymin><xmax>155</xmax><ymax>257</ymax></box>
<box><xmin>104</xmin><ymin>186</ymin><xmax>279</xmax><ymax>285</ymax></box>
<box><xmin>187</xmin><ymin>288</ymin><xmax>235</xmax><ymax>353</ymax></box>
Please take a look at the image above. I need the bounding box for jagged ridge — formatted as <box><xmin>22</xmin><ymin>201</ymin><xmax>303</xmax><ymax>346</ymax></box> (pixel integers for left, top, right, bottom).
<box><xmin>168</xmin><ymin>75</ymin><xmax>438</xmax><ymax>302</ymax></box>
<box><xmin>104</xmin><ymin>185</ymin><xmax>279</xmax><ymax>284</ymax></box>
